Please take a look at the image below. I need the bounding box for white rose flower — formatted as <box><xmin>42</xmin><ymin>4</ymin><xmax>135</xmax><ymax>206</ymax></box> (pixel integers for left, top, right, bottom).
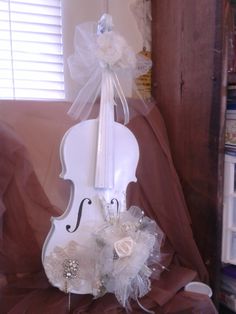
<box><xmin>114</xmin><ymin>236</ymin><xmax>135</xmax><ymax>258</ymax></box>
<box><xmin>96</xmin><ymin>31</ymin><xmax>136</xmax><ymax>69</ymax></box>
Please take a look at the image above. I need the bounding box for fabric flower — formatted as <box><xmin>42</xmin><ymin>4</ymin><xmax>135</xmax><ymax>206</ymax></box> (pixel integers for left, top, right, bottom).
<box><xmin>114</xmin><ymin>236</ymin><xmax>135</xmax><ymax>258</ymax></box>
<box><xmin>96</xmin><ymin>31</ymin><xmax>136</xmax><ymax>69</ymax></box>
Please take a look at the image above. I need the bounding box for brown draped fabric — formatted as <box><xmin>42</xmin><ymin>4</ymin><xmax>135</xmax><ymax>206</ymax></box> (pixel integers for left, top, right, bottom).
<box><xmin>0</xmin><ymin>102</ymin><xmax>217</xmax><ymax>313</ymax></box>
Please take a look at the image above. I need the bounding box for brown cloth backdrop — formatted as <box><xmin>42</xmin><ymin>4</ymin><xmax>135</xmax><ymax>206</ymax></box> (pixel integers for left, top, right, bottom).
<box><xmin>0</xmin><ymin>102</ymin><xmax>217</xmax><ymax>313</ymax></box>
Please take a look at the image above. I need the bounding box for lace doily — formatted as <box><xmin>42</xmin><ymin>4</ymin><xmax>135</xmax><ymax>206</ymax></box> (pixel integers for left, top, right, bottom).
<box><xmin>44</xmin><ymin>240</ymin><xmax>95</xmax><ymax>293</ymax></box>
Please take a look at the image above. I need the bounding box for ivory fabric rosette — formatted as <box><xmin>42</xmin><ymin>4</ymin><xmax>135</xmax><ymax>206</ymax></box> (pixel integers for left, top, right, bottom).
<box><xmin>114</xmin><ymin>236</ymin><xmax>135</xmax><ymax>258</ymax></box>
<box><xmin>96</xmin><ymin>31</ymin><xmax>136</xmax><ymax>69</ymax></box>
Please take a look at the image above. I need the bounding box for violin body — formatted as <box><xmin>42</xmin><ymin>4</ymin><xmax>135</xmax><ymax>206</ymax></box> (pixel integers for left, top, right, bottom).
<box><xmin>42</xmin><ymin>117</ymin><xmax>139</xmax><ymax>294</ymax></box>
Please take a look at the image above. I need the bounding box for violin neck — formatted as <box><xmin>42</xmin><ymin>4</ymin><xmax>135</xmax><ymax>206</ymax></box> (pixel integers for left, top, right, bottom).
<box><xmin>95</xmin><ymin>69</ymin><xmax>115</xmax><ymax>189</ymax></box>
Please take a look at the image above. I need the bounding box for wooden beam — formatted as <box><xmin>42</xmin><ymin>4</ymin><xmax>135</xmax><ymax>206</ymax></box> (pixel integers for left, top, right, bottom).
<box><xmin>152</xmin><ymin>0</ymin><xmax>226</xmax><ymax>304</ymax></box>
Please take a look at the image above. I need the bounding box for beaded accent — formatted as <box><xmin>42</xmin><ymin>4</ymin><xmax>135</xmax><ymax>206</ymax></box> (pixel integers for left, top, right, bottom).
<box><xmin>63</xmin><ymin>259</ymin><xmax>79</xmax><ymax>279</ymax></box>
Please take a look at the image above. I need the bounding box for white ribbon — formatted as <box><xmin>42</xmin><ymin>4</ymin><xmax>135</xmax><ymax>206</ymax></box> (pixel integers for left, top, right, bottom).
<box><xmin>67</xmin><ymin>66</ymin><xmax>102</xmax><ymax>121</ymax></box>
<box><xmin>112</xmin><ymin>71</ymin><xmax>129</xmax><ymax>124</ymax></box>
<box><xmin>68</xmin><ymin>66</ymin><xmax>130</xmax><ymax>124</ymax></box>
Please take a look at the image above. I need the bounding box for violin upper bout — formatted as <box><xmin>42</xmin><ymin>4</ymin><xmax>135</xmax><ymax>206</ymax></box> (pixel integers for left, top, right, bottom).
<box><xmin>59</xmin><ymin>119</ymin><xmax>99</xmax><ymax>183</ymax></box>
<box><xmin>113</xmin><ymin>122</ymin><xmax>139</xmax><ymax>187</ymax></box>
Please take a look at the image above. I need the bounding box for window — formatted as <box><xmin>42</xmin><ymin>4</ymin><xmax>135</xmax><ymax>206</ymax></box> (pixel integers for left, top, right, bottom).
<box><xmin>0</xmin><ymin>0</ymin><xmax>65</xmax><ymax>100</ymax></box>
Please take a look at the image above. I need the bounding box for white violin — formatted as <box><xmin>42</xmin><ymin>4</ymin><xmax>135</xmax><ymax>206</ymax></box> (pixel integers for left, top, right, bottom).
<box><xmin>42</xmin><ymin>15</ymin><xmax>163</xmax><ymax>312</ymax></box>
<box><xmin>42</xmin><ymin>14</ymin><xmax>139</xmax><ymax>295</ymax></box>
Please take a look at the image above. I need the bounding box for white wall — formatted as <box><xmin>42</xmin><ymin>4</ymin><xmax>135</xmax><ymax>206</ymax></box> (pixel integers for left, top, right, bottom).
<box><xmin>62</xmin><ymin>0</ymin><xmax>142</xmax><ymax>101</ymax></box>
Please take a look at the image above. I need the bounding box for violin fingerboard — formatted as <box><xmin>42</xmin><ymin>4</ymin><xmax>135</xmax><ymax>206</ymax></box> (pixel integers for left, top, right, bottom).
<box><xmin>95</xmin><ymin>70</ymin><xmax>115</xmax><ymax>189</ymax></box>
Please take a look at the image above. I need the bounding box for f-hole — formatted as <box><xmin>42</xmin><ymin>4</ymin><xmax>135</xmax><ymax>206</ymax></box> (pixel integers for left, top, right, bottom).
<box><xmin>111</xmin><ymin>198</ymin><xmax>119</xmax><ymax>214</ymax></box>
<box><xmin>66</xmin><ymin>198</ymin><xmax>92</xmax><ymax>233</ymax></box>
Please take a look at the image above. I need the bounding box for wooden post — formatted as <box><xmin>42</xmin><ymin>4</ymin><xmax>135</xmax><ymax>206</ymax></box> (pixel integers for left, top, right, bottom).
<box><xmin>152</xmin><ymin>0</ymin><xmax>226</xmax><ymax>305</ymax></box>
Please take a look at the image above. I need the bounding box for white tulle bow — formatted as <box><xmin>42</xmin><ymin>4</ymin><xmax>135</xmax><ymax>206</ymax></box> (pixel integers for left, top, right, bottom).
<box><xmin>67</xmin><ymin>15</ymin><xmax>151</xmax><ymax>124</ymax></box>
